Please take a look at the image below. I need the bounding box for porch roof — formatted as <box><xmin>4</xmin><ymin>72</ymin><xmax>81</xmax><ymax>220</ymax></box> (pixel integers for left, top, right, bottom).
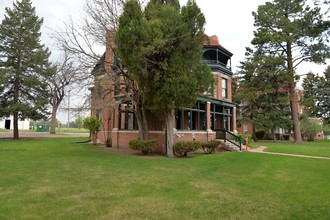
<box><xmin>197</xmin><ymin>96</ymin><xmax>238</xmax><ymax>108</ymax></box>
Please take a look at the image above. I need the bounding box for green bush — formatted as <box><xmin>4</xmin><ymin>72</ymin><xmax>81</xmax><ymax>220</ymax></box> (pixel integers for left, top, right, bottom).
<box><xmin>106</xmin><ymin>139</ymin><xmax>112</xmax><ymax>148</ymax></box>
<box><xmin>233</xmin><ymin>133</ymin><xmax>247</xmax><ymax>144</ymax></box>
<box><xmin>255</xmin><ymin>130</ymin><xmax>266</xmax><ymax>140</ymax></box>
<box><xmin>282</xmin><ymin>134</ymin><xmax>290</xmax><ymax>140</ymax></box>
<box><xmin>323</xmin><ymin>124</ymin><xmax>330</xmax><ymax>136</ymax></box>
<box><xmin>129</xmin><ymin>139</ymin><xmax>157</xmax><ymax>155</ymax></box>
<box><xmin>301</xmin><ymin>119</ymin><xmax>322</xmax><ymax>141</ymax></box>
<box><xmin>201</xmin><ymin>140</ymin><xmax>220</xmax><ymax>154</ymax></box>
<box><xmin>83</xmin><ymin>116</ymin><xmax>101</xmax><ymax>144</ymax></box>
<box><xmin>174</xmin><ymin>141</ymin><xmax>201</xmax><ymax>157</ymax></box>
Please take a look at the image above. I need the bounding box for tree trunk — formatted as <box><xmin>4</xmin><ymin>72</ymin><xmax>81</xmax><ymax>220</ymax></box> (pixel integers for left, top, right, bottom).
<box><xmin>141</xmin><ymin>105</ymin><xmax>148</xmax><ymax>139</ymax></box>
<box><xmin>50</xmin><ymin>102</ymin><xmax>59</xmax><ymax>134</ymax></box>
<box><xmin>13</xmin><ymin>111</ymin><xmax>19</xmax><ymax>140</ymax></box>
<box><xmin>252</xmin><ymin>127</ymin><xmax>258</xmax><ymax>142</ymax></box>
<box><xmin>272</xmin><ymin>128</ymin><xmax>277</xmax><ymax>142</ymax></box>
<box><xmin>289</xmin><ymin>82</ymin><xmax>303</xmax><ymax>143</ymax></box>
<box><xmin>251</xmin><ymin>113</ymin><xmax>257</xmax><ymax>142</ymax></box>
<box><xmin>92</xmin><ymin>133</ymin><xmax>97</xmax><ymax>144</ymax></box>
<box><xmin>287</xmin><ymin>41</ymin><xmax>303</xmax><ymax>143</ymax></box>
<box><xmin>165</xmin><ymin>110</ymin><xmax>174</xmax><ymax>158</ymax></box>
<box><xmin>13</xmin><ymin>74</ymin><xmax>19</xmax><ymax>140</ymax></box>
<box><xmin>134</xmin><ymin>93</ymin><xmax>148</xmax><ymax>140</ymax></box>
<box><xmin>135</xmin><ymin>107</ymin><xmax>148</xmax><ymax>140</ymax></box>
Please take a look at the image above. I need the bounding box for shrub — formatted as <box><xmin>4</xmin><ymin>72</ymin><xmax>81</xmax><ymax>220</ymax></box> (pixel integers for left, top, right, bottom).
<box><xmin>255</xmin><ymin>130</ymin><xmax>266</xmax><ymax>140</ymax></box>
<box><xmin>233</xmin><ymin>133</ymin><xmax>247</xmax><ymax>144</ymax></box>
<box><xmin>83</xmin><ymin>116</ymin><xmax>101</xmax><ymax>144</ymax></box>
<box><xmin>174</xmin><ymin>141</ymin><xmax>201</xmax><ymax>157</ymax></box>
<box><xmin>282</xmin><ymin>134</ymin><xmax>290</xmax><ymax>140</ymax></box>
<box><xmin>201</xmin><ymin>140</ymin><xmax>220</xmax><ymax>154</ymax></box>
<box><xmin>129</xmin><ymin>139</ymin><xmax>157</xmax><ymax>155</ymax></box>
<box><xmin>301</xmin><ymin>119</ymin><xmax>322</xmax><ymax>141</ymax></box>
<box><xmin>106</xmin><ymin>139</ymin><xmax>112</xmax><ymax>148</ymax></box>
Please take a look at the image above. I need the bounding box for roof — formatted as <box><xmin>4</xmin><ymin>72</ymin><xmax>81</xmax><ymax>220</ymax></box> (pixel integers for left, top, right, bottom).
<box><xmin>91</xmin><ymin>53</ymin><xmax>106</xmax><ymax>76</ymax></box>
<box><xmin>203</xmin><ymin>35</ymin><xmax>233</xmax><ymax>56</ymax></box>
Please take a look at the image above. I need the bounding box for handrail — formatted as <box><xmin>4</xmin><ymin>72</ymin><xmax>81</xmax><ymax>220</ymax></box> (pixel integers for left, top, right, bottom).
<box><xmin>201</xmin><ymin>59</ymin><xmax>231</xmax><ymax>70</ymax></box>
<box><xmin>216</xmin><ymin>129</ymin><xmax>241</xmax><ymax>151</ymax></box>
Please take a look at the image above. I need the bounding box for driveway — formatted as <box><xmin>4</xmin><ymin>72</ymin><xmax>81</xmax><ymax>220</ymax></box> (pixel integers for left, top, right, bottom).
<box><xmin>0</xmin><ymin>131</ymin><xmax>89</xmax><ymax>139</ymax></box>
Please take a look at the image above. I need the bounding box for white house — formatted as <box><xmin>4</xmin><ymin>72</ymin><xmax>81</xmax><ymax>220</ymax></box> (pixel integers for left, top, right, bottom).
<box><xmin>0</xmin><ymin>116</ymin><xmax>30</xmax><ymax>130</ymax></box>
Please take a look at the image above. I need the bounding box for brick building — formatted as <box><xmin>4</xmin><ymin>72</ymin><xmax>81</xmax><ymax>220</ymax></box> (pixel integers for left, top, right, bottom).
<box><xmin>90</xmin><ymin>33</ymin><xmax>237</xmax><ymax>152</ymax></box>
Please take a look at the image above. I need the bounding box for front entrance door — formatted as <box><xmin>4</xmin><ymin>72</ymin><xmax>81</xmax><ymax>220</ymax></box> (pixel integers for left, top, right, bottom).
<box><xmin>5</xmin><ymin>120</ymin><xmax>10</xmax><ymax>129</ymax></box>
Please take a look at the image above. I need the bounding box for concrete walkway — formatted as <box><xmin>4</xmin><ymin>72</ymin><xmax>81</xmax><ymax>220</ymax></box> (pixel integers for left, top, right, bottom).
<box><xmin>250</xmin><ymin>146</ymin><xmax>330</xmax><ymax>160</ymax></box>
<box><xmin>0</xmin><ymin>131</ymin><xmax>89</xmax><ymax>139</ymax></box>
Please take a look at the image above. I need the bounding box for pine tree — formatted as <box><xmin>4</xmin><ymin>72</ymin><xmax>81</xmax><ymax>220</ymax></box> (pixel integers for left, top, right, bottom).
<box><xmin>303</xmin><ymin>66</ymin><xmax>330</xmax><ymax>123</ymax></box>
<box><xmin>319</xmin><ymin>66</ymin><xmax>330</xmax><ymax>123</ymax></box>
<box><xmin>251</xmin><ymin>0</ymin><xmax>330</xmax><ymax>143</ymax></box>
<box><xmin>301</xmin><ymin>72</ymin><xmax>323</xmax><ymax>117</ymax></box>
<box><xmin>235</xmin><ymin>48</ymin><xmax>291</xmax><ymax>141</ymax></box>
<box><xmin>0</xmin><ymin>0</ymin><xmax>54</xmax><ymax>139</ymax></box>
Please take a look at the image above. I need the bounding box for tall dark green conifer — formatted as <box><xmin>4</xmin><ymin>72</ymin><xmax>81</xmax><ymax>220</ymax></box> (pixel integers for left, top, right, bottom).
<box><xmin>116</xmin><ymin>0</ymin><xmax>213</xmax><ymax>157</ymax></box>
<box><xmin>0</xmin><ymin>0</ymin><xmax>53</xmax><ymax>139</ymax></box>
<box><xmin>319</xmin><ymin>66</ymin><xmax>330</xmax><ymax>123</ymax></box>
<box><xmin>301</xmin><ymin>72</ymin><xmax>322</xmax><ymax>117</ymax></box>
<box><xmin>251</xmin><ymin>0</ymin><xmax>330</xmax><ymax>143</ymax></box>
<box><xmin>235</xmin><ymin>48</ymin><xmax>291</xmax><ymax>141</ymax></box>
<box><xmin>302</xmin><ymin>66</ymin><xmax>330</xmax><ymax>123</ymax></box>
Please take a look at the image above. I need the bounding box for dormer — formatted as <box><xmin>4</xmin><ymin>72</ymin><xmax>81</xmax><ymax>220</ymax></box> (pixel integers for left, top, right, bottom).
<box><xmin>202</xmin><ymin>35</ymin><xmax>233</xmax><ymax>76</ymax></box>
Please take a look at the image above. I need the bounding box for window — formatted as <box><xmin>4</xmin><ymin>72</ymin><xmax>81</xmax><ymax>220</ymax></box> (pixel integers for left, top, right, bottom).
<box><xmin>118</xmin><ymin>103</ymin><xmax>138</xmax><ymax>130</ymax></box>
<box><xmin>176</xmin><ymin>101</ymin><xmax>206</xmax><ymax>131</ymax></box>
<box><xmin>222</xmin><ymin>78</ymin><xmax>228</xmax><ymax>99</ymax></box>
<box><xmin>243</xmin><ymin>124</ymin><xmax>248</xmax><ymax>133</ymax></box>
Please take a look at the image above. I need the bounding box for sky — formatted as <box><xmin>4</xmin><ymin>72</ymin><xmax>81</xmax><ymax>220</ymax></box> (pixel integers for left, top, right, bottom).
<box><xmin>1</xmin><ymin>0</ymin><xmax>328</xmax><ymax>74</ymax></box>
<box><xmin>1</xmin><ymin>0</ymin><xmax>329</xmax><ymax>123</ymax></box>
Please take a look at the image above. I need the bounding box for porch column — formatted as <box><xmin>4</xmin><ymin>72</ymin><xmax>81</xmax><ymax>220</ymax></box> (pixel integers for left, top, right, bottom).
<box><xmin>206</xmin><ymin>102</ymin><xmax>213</xmax><ymax>141</ymax></box>
<box><xmin>206</xmin><ymin>102</ymin><xmax>211</xmax><ymax>132</ymax></box>
<box><xmin>112</xmin><ymin>105</ymin><xmax>120</xmax><ymax>148</ymax></box>
<box><xmin>113</xmin><ymin>105</ymin><xmax>119</xmax><ymax>129</ymax></box>
<box><xmin>233</xmin><ymin>107</ymin><xmax>237</xmax><ymax>134</ymax></box>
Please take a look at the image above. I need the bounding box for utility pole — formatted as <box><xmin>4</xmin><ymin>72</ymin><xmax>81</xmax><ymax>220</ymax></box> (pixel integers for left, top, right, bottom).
<box><xmin>67</xmin><ymin>90</ymin><xmax>70</xmax><ymax>129</ymax></box>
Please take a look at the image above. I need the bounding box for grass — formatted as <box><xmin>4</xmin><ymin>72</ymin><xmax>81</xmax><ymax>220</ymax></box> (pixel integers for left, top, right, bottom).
<box><xmin>19</xmin><ymin>128</ymin><xmax>89</xmax><ymax>133</ymax></box>
<box><xmin>55</xmin><ymin>127</ymin><xmax>89</xmax><ymax>133</ymax></box>
<box><xmin>249</xmin><ymin>140</ymin><xmax>330</xmax><ymax>158</ymax></box>
<box><xmin>0</xmin><ymin>138</ymin><xmax>330</xmax><ymax>219</ymax></box>
<box><xmin>0</xmin><ymin>128</ymin><xmax>88</xmax><ymax>133</ymax></box>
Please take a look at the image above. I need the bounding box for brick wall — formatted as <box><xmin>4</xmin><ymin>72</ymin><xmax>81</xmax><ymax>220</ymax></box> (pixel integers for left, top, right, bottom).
<box><xmin>107</xmin><ymin>129</ymin><xmax>216</xmax><ymax>154</ymax></box>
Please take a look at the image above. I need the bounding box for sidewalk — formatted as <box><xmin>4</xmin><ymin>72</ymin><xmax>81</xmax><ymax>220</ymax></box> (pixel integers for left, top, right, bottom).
<box><xmin>0</xmin><ymin>131</ymin><xmax>89</xmax><ymax>139</ymax></box>
<box><xmin>250</xmin><ymin>146</ymin><xmax>330</xmax><ymax>160</ymax></box>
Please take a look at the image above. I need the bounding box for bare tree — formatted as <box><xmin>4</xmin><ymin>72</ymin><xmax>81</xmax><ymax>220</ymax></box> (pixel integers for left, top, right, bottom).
<box><xmin>50</xmin><ymin>0</ymin><xmax>150</xmax><ymax>140</ymax></box>
<box><xmin>48</xmin><ymin>51</ymin><xmax>77</xmax><ymax>134</ymax></box>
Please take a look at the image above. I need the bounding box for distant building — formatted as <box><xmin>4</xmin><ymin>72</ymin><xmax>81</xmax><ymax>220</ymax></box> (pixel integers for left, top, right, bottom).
<box><xmin>0</xmin><ymin>116</ymin><xmax>30</xmax><ymax>130</ymax></box>
<box><xmin>90</xmin><ymin>32</ymin><xmax>237</xmax><ymax>152</ymax></box>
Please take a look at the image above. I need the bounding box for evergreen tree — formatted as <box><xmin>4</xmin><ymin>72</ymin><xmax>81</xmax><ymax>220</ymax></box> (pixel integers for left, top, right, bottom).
<box><xmin>234</xmin><ymin>48</ymin><xmax>261</xmax><ymax>141</ymax></box>
<box><xmin>319</xmin><ymin>66</ymin><xmax>330</xmax><ymax>123</ymax></box>
<box><xmin>303</xmin><ymin>66</ymin><xmax>330</xmax><ymax>123</ymax></box>
<box><xmin>235</xmin><ymin>48</ymin><xmax>291</xmax><ymax>141</ymax></box>
<box><xmin>116</xmin><ymin>0</ymin><xmax>213</xmax><ymax>157</ymax></box>
<box><xmin>0</xmin><ymin>0</ymin><xmax>53</xmax><ymax>139</ymax></box>
<box><xmin>301</xmin><ymin>72</ymin><xmax>323</xmax><ymax>117</ymax></box>
<box><xmin>251</xmin><ymin>0</ymin><xmax>330</xmax><ymax>143</ymax></box>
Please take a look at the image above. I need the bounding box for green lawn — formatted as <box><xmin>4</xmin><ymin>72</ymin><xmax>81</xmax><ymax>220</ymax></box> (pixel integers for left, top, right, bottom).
<box><xmin>1</xmin><ymin>138</ymin><xmax>330</xmax><ymax>219</ymax></box>
<box><xmin>55</xmin><ymin>128</ymin><xmax>89</xmax><ymax>133</ymax></box>
<box><xmin>250</xmin><ymin>140</ymin><xmax>330</xmax><ymax>158</ymax></box>
<box><xmin>0</xmin><ymin>128</ymin><xmax>88</xmax><ymax>133</ymax></box>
